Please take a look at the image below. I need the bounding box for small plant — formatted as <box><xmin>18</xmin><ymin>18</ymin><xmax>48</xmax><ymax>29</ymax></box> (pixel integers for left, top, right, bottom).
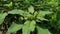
<box><xmin>0</xmin><ymin>0</ymin><xmax>60</xmax><ymax>34</ymax></box>
<box><xmin>0</xmin><ymin>6</ymin><xmax>52</xmax><ymax>34</ymax></box>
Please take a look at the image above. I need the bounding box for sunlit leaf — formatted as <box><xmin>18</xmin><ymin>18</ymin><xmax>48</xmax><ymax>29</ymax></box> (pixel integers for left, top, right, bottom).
<box><xmin>28</xmin><ymin>6</ymin><xmax>34</xmax><ymax>14</ymax></box>
<box><xmin>7</xmin><ymin>22</ymin><xmax>23</xmax><ymax>33</ymax></box>
<box><xmin>8</xmin><ymin>9</ymin><xmax>25</xmax><ymax>15</ymax></box>
<box><xmin>0</xmin><ymin>13</ymin><xmax>8</xmax><ymax>25</ymax></box>
<box><xmin>22</xmin><ymin>20</ymin><xmax>36</xmax><ymax>34</ymax></box>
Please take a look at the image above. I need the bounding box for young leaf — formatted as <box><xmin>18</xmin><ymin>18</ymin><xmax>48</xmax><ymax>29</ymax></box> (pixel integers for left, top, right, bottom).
<box><xmin>28</xmin><ymin>6</ymin><xmax>34</xmax><ymax>14</ymax></box>
<box><xmin>7</xmin><ymin>22</ymin><xmax>23</xmax><ymax>33</ymax></box>
<box><xmin>36</xmin><ymin>26</ymin><xmax>51</xmax><ymax>34</ymax></box>
<box><xmin>22</xmin><ymin>20</ymin><xmax>36</xmax><ymax>34</ymax></box>
<box><xmin>0</xmin><ymin>13</ymin><xmax>8</xmax><ymax>25</ymax></box>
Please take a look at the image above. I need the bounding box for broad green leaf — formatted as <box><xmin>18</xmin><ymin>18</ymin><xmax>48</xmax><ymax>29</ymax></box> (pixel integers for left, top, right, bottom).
<box><xmin>7</xmin><ymin>22</ymin><xmax>23</xmax><ymax>33</ymax></box>
<box><xmin>8</xmin><ymin>9</ymin><xmax>31</xmax><ymax>16</ymax></box>
<box><xmin>0</xmin><ymin>13</ymin><xmax>8</xmax><ymax>25</ymax></box>
<box><xmin>8</xmin><ymin>9</ymin><xmax>24</xmax><ymax>15</ymax></box>
<box><xmin>38</xmin><ymin>11</ymin><xmax>52</xmax><ymax>17</ymax></box>
<box><xmin>29</xmin><ymin>20</ymin><xmax>36</xmax><ymax>31</ymax></box>
<box><xmin>22</xmin><ymin>21</ymin><xmax>31</xmax><ymax>34</ymax></box>
<box><xmin>36</xmin><ymin>11</ymin><xmax>52</xmax><ymax>20</ymax></box>
<box><xmin>22</xmin><ymin>20</ymin><xmax>36</xmax><ymax>34</ymax></box>
<box><xmin>37</xmin><ymin>17</ymin><xmax>48</xmax><ymax>21</ymax></box>
<box><xmin>8</xmin><ymin>9</ymin><xmax>32</xmax><ymax>19</ymax></box>
<box><xmin>36</xmin><ymin>26</ymin><xmax>51</xmax><ymax>34</ymax></box>
<box><xmin>22</xmin><ymin>26</ymin><xmax>30</xmax><ymax>34</ymax></box>
<box><xmin>28</xmin><ymin>6</ymin><xmax>34</xmax><ymax>14</ymax></box>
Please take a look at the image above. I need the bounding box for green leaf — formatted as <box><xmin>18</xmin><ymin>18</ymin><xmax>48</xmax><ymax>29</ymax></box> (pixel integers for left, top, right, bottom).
<box><xmin>46</xmin><ymin>0</ymin><xmax>58</xmax><ymax>6</ymax></box>
<box><xmin>28</xmin><ymin>6</ymin><xmax>34</xmax><ymax>14</ymax></box>
<box><xmin>8</xmin><ymin>9</ymin><xmax>24</xmax><ymax>15</ymax></box>
<box><xmin>37</xmin><ymin>17</ymin><xmax>48</xmax><ymax>21</ymax></box>
<box><xmin>8</xmin><ymin>9</ymin><xmax>32</xmax><ymax>17</ymax></box>
<box><xmin>22</xmin><ymin>20</ymin><xmax>36</xmax><ymax>34</ymax></box>
<box><xmin>8</xmin><ymin>2</ymin><xmax>12</xmax><ymax>7</ymax></box>
<box><xmin>0</xmin><ymin>13</ymin><xmax>8</xmax><ymax>25</ymax></box>
<box><xmin>25</xmin><ymin>0</ymin><xmax>34</xmax><ymax>4</ymax></box>
<box><xmin>7</xmin><ymin>22</ymin><xmax>23</xmax><ymax>33</ymax></box>
<box><xmin>34</xmin><ymin>11</ymin><xmax>38</xmax><ymax>17</ymax></box>
<box><xmin>8</xmin><ymin>9</ymin><xmax>32</xmax><ymax>19</ymax></box>
<box><xmin>4</xmin><ymin>2</ymin><xmax>13</xmax><ymax>8</ymax></box>
<box><xmin>25</xmin><ymin>0</ymin><xmax>30</xmax><ymax>3</ymax></box>
<box><xmin>36</xmin><ymin>26</ymin><xmax>51</xmax><ymax>34</ymax></box>
<box><xmin>38</xmin><ymin>11</ymin><xmax>52</xmax><ymax>17</ymax></box>
<box><xmin>36</xmin><ymin>11</ymin><xmax>52</xmax><ymax>20</ymax></box>
<box><xmin>29</xmin><ymin>20</ymin><xmax>36</xmax><ymax>31</ymax></box>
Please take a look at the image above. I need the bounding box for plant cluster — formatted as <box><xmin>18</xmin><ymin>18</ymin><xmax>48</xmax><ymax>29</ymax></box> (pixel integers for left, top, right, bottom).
<box><xmin>0</xmin><ymin>0</ymin><xmax>60</xmax><ymax>34</ymax></box>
